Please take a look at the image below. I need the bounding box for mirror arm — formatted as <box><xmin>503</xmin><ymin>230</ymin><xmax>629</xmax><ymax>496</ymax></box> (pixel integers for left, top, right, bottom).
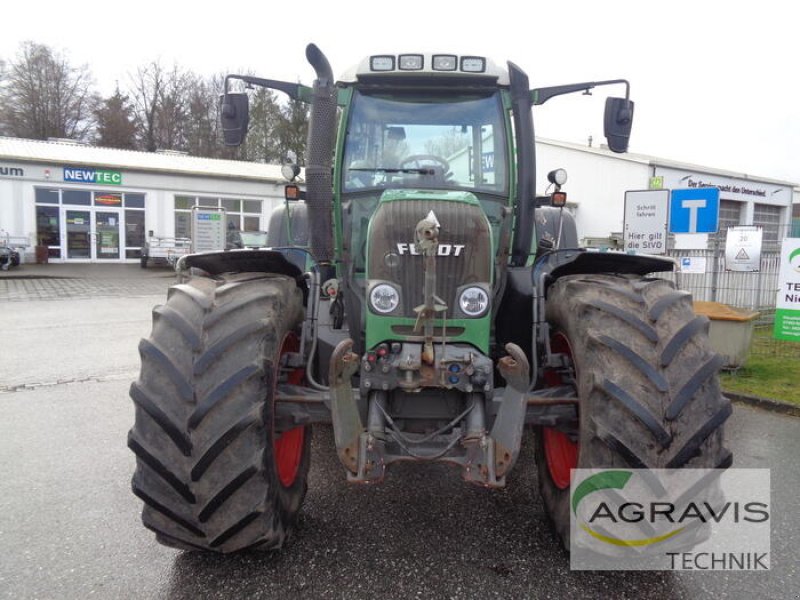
<box><xmin>531</xmin><ymin>79</ymin><xmax>629</xmax><ymax>105</ymax></box>
<box><xmin>224</xmin><ymin>75</ymin><xmax>313</xmax><ymax>103</ymax></box>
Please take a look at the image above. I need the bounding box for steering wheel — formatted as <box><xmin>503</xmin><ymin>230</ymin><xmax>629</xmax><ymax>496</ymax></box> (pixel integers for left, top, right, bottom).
<box><xmin>400</xmin><ymin>154</ymin><xmax>450</xmax><ymax>173</ymax></box>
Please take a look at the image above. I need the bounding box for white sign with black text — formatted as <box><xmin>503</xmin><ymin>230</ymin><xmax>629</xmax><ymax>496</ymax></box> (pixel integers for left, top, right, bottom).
<box><xmin>623</xmin><ymin>190</ymin><xmax>669</xmax><ymax>255</ymax></box>
<box><xmin>725</xmin><ymin>226</ymin><xmax>762</xmax><ymax>272</ymax></box>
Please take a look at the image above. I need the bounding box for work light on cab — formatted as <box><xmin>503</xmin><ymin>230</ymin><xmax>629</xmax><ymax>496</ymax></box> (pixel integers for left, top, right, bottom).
<box><xmin>432</xmin><ymin>55</ymin><xmax>457</xmax><ymax>71</ymax></box>
<box><xmin>370</xmin><ymin>56</ymin><xmax>395</xmax><ymax>72</ymax></box>
<box><xmin>460</xmin><ymin>57</ymin><xmax>486</xmax><ymax>73</ymax></box>
<box><xmin>398</xmin><ymin>54</ymin><xmax>423</xmax><ymax>70</ymax></box>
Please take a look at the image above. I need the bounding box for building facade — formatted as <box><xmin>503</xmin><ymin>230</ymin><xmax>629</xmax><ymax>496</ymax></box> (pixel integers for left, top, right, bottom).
<box><xmin>0</xmin><ymin>138</ymin><xmax>288</xmax><ymax>263</ymax></box>
<box><xmin>535</xmin><ymin>138</ymin><xmax>798</xmax><ymax>250</ymax></box>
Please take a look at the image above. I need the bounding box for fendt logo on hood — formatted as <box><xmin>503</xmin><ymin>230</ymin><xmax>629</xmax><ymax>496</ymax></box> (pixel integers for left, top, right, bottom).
<box><xmin>396</xmin><ymin>243</ymin><xmax>465</xmax><ymax>257</ymax></box>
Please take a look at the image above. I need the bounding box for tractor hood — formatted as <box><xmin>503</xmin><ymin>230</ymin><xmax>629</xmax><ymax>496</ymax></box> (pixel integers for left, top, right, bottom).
<box><xmin>365</xmin><ymin>189</ymin><xmax>493</xmax><ymax>321</ymax></box>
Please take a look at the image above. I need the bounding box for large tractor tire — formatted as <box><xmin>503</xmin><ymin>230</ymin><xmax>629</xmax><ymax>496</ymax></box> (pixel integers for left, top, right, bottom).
<box><xmin>128</xmin><ymin>273</ymin><xmax>310</xmax><ymax>553</ymax></box>
<box><xmin>536</xmin><ymin>274</ymin><xmax>732</xmax><ymax>547</ymax></box>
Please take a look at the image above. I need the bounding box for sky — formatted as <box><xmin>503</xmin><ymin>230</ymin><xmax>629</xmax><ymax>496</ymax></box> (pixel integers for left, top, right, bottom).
<box><xmin>1</xmin><ymin>0</ymin><xmax>797</xmax><ymax>186</ymax></box>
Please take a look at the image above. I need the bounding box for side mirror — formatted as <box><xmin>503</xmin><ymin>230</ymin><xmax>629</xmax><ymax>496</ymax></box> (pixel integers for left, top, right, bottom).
<box><xmin>603</xmin><ymin>97</ymin><xmax>634</xmax><ymax>153</ymax></box>
<box><xmin>220</xmin><ymin>92</ymin><xmax>250</xmax><ymax>146</ymax></box>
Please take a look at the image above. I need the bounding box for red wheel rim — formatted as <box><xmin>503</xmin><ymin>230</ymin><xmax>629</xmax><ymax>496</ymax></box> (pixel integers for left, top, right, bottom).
<box><xmin>542</xmin><ymin>332</ymin><xmax>579</xmax><ymax>490</ymax></box>
<box><xmin>275</xmin><ymin>426</ymin><xmax>305</xmax><ymax>487</ymax></box>
<box><xmin>543</xmin><ymin>427</ymin><xmax>578</xmax><ymax>490</ymax></box>
<box><xmin>274</xmin><ymin>332</ymin><xmax>305</xmax><ymax>488</ymax></box>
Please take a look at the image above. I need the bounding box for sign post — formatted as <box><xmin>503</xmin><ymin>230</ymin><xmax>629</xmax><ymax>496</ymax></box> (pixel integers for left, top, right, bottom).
<box><xmin>623</xmin><ymin>190</ymin><xmax>669</xmax><ymax>255</ymax></box>
<box><xmin>774</xmin><ymin>238</ymin><xmax>800</xmax><ymax>342</ymax></box>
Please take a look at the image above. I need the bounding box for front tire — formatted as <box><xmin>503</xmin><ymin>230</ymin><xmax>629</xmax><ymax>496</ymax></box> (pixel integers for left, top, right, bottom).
<box><xmin>536</xmin><ymin>274</ymin><xmax>732</xmax><ymax>547</ymax></box>
<box><xmin>128</xmin><ymin>273</ymin><xmax>310</xmax><ymax>553</ymax></box>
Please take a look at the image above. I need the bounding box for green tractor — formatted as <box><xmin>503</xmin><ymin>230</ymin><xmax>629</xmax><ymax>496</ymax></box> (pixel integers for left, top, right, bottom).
<box><xmin>129</xmin><ymin>44</ymin><xmax>731</xmax><ymax>553</ymax></box>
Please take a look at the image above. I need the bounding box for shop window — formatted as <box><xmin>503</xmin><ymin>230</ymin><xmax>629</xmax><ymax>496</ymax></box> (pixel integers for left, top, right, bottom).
<box><xmin>66</xmin><ymin>210</ymin><xmax>91</xmax><ymax>258</ymax></box>
<box><xmin>243</xmin><ymin>200</ymin><xmax>260</xmax><ymax>213</ymax></box>
<box><xmin>222</xmin><ymin>199</ymin><xmax>242</xmax><ymax>212</ymax></box>
<box><xmin>125</xmin><ymin>210</ymin><xmax>145</xmax><ymax>248</ymax></box>
<box><xmin>175</xmin><ymin>212</ymin><xmax>191</xmax><ymax>238</ymax></box>
<box><xmin>63</xmin><ymin>189</ymin><xmax>91</xmax><ymax>205</ymax></box>
<box><xmin>175</xmin><ymin>195</ymin><xmax>196</xmax><ymax>239</ymax></box>
<box><xmin>243</xmin><ymin>216</ymin><xmax>260</xmax><ymax>231</ymax></box>
<box><xmin>125</xmin><ymin>194</ymin><xmax>145</xmax><ymax>208</ymax></box>
<box><xmin>95</xmin><ymin>191</ymin><xmax>122</xmax><ymax>207</ymax></box>
<box><xmin>175</xmin><ymin>195</ymin><xmax>263</xmax><ymax>238</ymax></box>
<box><xmin>36</xmin><ymin>205</ymin><xmax>60</xmax><ymax>245</ymax></box>
<box><xmin>175</xmin><ymin>196</ymin><xmax>195</xmax><ymax>210</ymax></box>
<box><xmin>35</xmin><ymin>188</ymin><xmax>60</xmax><ymax>204</ymax></box>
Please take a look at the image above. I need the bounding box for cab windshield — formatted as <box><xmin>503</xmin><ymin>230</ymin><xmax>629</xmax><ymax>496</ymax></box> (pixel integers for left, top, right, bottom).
<box><xmin>342</xmin><ymin>90</ymin><xmax>508</xmax><ymax>195</ymax></box>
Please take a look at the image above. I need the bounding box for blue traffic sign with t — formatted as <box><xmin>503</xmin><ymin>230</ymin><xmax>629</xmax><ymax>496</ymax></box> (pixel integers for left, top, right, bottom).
<box><xmin>669</xmin><ymin>187</ymin><xmax>720</xmax><ymax>234</ymax></box>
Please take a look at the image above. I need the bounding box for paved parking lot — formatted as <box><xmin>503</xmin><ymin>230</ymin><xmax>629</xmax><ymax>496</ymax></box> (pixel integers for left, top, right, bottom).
<box><xmin>0</xmin><ymin>263</ymin><xmax>176</xmax><ymax>301</ymax></box>
<box><xmin>2</xmin><ymin>262</ymin><xmax>799</xmax><ymax>599</ymax></box>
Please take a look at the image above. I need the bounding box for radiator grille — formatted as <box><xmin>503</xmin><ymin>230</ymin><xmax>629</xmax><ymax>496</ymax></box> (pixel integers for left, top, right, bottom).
<box><xmin>367</xmin><ymin>198</ymin><xmax>492</xmax><ymax>318</ymax></box>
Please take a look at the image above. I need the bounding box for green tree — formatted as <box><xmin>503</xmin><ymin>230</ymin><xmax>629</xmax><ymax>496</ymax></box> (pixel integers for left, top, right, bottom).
<box><xmin>244</xmin><ymin>87</ymin><xmax>284</xmax><ymax>163</ymax></box>
<box><xmin>94</xmin><ymin>86</ymin><xmax>138</xmax><ymax>149</ymax></box>
<box><xmin>276</xmin><ymin>96</ymin><xmax>309</xmax><ymax>165</ymax></box>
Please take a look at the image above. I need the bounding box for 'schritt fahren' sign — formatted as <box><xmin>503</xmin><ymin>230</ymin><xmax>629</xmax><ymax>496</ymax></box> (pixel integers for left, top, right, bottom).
<box><xmin>623</xmin><ymin>190</ymin><xmax>669</xmax><ymax>255</ymax></box>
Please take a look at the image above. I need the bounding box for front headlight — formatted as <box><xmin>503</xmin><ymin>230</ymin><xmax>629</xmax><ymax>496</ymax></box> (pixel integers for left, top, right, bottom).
<box><xmin>370</xmin><ymin>283</ymin><xmax>400</xmax><ymax>314</ymax></box>
<box><xmin>459</xmin><ymin>286</ymin><xmax>489</xmax><ymax>317</ymax></box>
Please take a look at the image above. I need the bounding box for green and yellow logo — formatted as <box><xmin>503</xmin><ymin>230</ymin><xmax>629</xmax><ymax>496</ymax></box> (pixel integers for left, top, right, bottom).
<box><xmin>572</xmin><ymin>470</ymin><xmax>686</xmax><ymax>547</ymax></box>
<box><xmin>789</xmin><ymin>247</ymin><xmax>800</xmax><ymax>273</ymax></box>
<box><xmin>572</xmin><ymin>469</ymin><xmax>768</xmax><ymax>551</ymax></box>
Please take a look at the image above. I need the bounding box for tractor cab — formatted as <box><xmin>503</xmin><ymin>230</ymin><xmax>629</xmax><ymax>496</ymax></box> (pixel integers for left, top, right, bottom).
<box><xmin>338</xmin><ymin>72</ymin><xmax>510</xmax><ymax>270</ymax></box>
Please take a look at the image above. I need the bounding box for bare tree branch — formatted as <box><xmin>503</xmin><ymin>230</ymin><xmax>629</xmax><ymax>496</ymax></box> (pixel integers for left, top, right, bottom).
<box><xmin>0</xmin><ymin>42</ymin><xmax>98</xmax><ymax>141</ymax></box>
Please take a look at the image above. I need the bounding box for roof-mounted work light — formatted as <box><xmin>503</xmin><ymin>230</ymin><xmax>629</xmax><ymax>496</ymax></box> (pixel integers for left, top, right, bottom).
<box><xmin>370</xmin><ymin>56</ymin><xmax>395</xmax><ymax>71</ymax></box>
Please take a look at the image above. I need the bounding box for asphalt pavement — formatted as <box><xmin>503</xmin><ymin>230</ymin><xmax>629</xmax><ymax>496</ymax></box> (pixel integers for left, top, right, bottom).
<box><xmin>0</xmin><ymin>263</ymin><xmax>798</xmax><ymax>599</ymax></box>
<box><xmin>0</xmin><ymin>262</ymin><xmax>176</xmax><ymax>302</ymax></box>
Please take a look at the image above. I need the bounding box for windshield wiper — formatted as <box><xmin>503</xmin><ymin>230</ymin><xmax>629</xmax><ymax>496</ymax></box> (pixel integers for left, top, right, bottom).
<box><xmin>350</xmin><ymin>167</ymin><xmax>436</xmax><ymax>175</ymax></box>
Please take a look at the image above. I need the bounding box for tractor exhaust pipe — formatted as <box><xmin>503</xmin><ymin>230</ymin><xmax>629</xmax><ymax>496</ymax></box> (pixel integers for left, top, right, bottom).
<box><xmin>304</xmin><ymin>44</ymin><xmax>337</xmax><ymax>268</ymax></box>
